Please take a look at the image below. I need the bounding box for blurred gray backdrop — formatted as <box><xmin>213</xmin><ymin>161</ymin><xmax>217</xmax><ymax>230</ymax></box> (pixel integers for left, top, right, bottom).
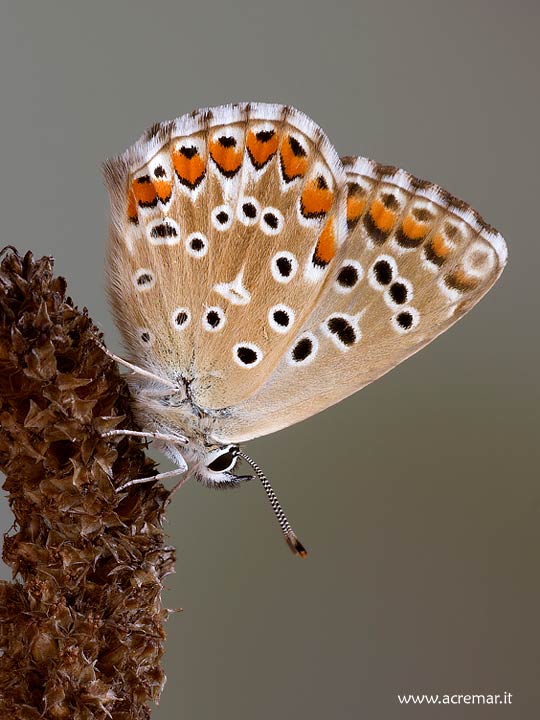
<box><xmin>1</xmin><ymin>1</ymin><xmax>539</xmax><ymax>718</ymax></box>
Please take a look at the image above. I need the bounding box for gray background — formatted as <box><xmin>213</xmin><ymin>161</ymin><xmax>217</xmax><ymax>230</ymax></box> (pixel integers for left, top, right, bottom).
<box><xmin>1</xmin><ymin>1</ymin><xmax>539</xmax><ymax>718</ymax></box>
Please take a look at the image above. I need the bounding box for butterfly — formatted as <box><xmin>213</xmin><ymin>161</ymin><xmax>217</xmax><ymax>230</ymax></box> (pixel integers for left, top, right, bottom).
<box><xmin>101</xmin><ymin>102</ymin><xmax>507</xmax><ymax>556</ymax></box>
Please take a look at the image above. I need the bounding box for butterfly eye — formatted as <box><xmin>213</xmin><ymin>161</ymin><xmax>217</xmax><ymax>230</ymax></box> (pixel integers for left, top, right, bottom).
<box><xmin>206</xmin><ymin>447</ymin><xmax>239</xmax><ymax>472</ymax></box>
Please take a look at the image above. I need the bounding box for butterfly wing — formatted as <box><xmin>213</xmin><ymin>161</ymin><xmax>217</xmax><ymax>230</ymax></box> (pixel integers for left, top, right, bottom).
<box><xmin>105</xmin><ymin>103</ymin><xmax>347</xmax><ymax>409</ymax></box>
<box><xmin>211</xmin><ymin>156</ymin><xmax>507</xmax><ymax>443</ymax></box>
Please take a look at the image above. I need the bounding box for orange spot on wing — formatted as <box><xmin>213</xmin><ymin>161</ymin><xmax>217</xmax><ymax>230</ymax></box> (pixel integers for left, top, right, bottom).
<box><xmin>132</xmin><ymin>177</ymin><xmax>157</xmax><ymax>207</ymax></box>
<box><xmin>301</xmin><ymin>180</ymin><xmax>333</xmax><ymax>218</ymax></box>
<box><xmin>127</xmin><ymin>188</ymin><xmax>138</xmax><ymax>223</ymax></box>
<box><xmin>369</xmin><ymin>199</ymin><xmax>396</xmax><ymax>233</ymax></box>
<box><xmin>347</xmin><ymin>195</ymin><xmax>366</xmax><ymax>223</ymax></box>
<box><xmin>402</xmin><ymin>214</ymin><xmax>429</xmax><ymax>240</ymax></box>
<box><xmin>172</xmin><ymin>149</ymin><xmax>206</xmax><ymax>188</ymax></box>
<box><xmin>445</xmin><ymin>269</ymin><xmax>479</xmax><ymax>292</ymax></box>
<box><xmin>209</xmin><ymin>140</ymin><xmax>243</xmax><ymax>175</ymax></box>
<box><xmin>431</xmin><ymin>232</ymin><xmax>451</xmax><ymax>259</ymax></box>
<box><xmin>313</xmin><ymin>215</ymin><xmax>336</xmax><ymax>266</ymax></box>
<box><xmin>246</xmin><ymin>130</ymin><xmax>279</xmax><ymax>169</ymax></box>
<box><xmin>280</xmin><ymin>137</ymin><xmax>308</xmax><ymax>182</ymax></box>
<box><xmin>153</xmin><ymin>179</ymin><xmax>172</xmax><ymax>202</ymax></box>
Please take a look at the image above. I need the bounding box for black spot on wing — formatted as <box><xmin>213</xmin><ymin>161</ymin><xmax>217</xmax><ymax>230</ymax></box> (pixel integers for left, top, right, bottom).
<box><xmin>150</xmin><ymin>222</ymin><xmax>178</xmax><ymax>239</ymax></box>
<box><xmin>327</xmin><ymin>317</ymin><xmax>356</xmax><ymax>346</ymax></box>
<box><xmin>236</xmin><ymin>346</ymin><xmax>258</xmax><ymax>365</ymax></box>
<box><xmin>292</xmin><ymin>338</ymin><xmax>313</xmax><ymax>362</ymax></box>
<box><xmin>337</xmin><ymin>265</ymin><xmax>359</xmax><ymax>288</ymax></box>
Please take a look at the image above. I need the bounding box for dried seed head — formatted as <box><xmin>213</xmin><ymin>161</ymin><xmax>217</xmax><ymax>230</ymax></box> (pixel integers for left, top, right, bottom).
<box><xmin>0</xmin><ymin>249</ymin><xmax>175</xmax><ymax>718</ymax></box>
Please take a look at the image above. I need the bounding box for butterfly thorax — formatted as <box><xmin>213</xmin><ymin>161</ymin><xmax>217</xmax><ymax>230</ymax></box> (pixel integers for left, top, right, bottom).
<box><xmin>127</xmin><ymin>375</ymin><xmax>239</xmax><ymax>483</ymax></box>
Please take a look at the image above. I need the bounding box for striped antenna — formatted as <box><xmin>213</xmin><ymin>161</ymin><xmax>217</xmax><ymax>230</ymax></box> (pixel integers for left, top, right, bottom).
<box><xmin>234</xmin><ymin>449</ymin><xmax>307</xmax><ymax>558</ymax></box>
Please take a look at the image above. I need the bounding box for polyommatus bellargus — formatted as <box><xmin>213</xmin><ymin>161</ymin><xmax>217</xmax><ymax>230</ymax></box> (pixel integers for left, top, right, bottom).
<box><xmin>101</xmin><ymin>103</ymin><xmax>507</xmax><ymax>556</ymax></box>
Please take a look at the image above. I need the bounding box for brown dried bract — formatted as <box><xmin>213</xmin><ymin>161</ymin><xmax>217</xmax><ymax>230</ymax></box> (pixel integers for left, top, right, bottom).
<box><xmin>0</xmin><ymin>249</ymin><xmax>175</xmax><ymax>719</ymax></box>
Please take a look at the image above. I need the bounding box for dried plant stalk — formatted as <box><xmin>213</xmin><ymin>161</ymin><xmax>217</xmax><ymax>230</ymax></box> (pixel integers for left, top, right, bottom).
<box><xmin>0</xmin><ymin>249</ymin><xmax>175</xmax><ymax>719</ymax></box>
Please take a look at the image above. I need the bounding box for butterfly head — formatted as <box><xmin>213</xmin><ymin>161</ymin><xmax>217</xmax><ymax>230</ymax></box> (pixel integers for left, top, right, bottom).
<box><xmin>196</xmin><ymin>443</ymin><xmax>253</xmax><ymax>488</ymax></box>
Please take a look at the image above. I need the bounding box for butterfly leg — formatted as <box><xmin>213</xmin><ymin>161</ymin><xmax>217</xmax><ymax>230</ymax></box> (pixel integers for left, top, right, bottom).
<box><xmin>92</xmin><ymin>337</ymin><xmax>176</xmax><ymax>389</ymax></box>
<box><xmin>116</xmin><ymin>467</ymin><xmax>187</xmax><ymax>493</ymax></box>
<box><xmin>102</xmin><ymin>429</ymin><xmax>188</xmax><ymax>444</ymax></box>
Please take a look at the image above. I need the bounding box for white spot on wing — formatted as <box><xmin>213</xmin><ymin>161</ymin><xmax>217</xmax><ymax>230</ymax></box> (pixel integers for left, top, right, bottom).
<box><xmin>185</xmin><ymin>232</ymin><xmax>208</xmax><ymax>258</ymax></box>
<box><xmin>271</xmin><ymin>251</ymin><xmax>298</xmax><ymax>283</ymax></box>
<box><xmin>237</xmin><ymin>196</ymin><xmax>261</xmax><ymax>226</ymax></box>
<box><xmin>149</xmin><ymin>152</ymin><xmax>172</xmax><ymax>179</ymax></box>
<box><xmin>171</xmin><ymin>307</ymin><xmax>191</xmax><ymax>330</ymax></box>
<box><xmin>233</xmin><ymin>342</ymin><xmax>263</xmax><ymax>368</ymax></box>
<box><xmin>320</xmin><ymin>311</ymin><xmax>363</xmax><ymax>351</ymax></box>
<box><xmin>203</xmin><ymin>306</ymin><xmax>226</xmax><ymax>332</ymax></box>
<box><xmin>287</xmin><ymin>332</ymin><xmax>319</xmax><ymax>366</ymax></box>
<box><xmin>268</xmin><ymin>304</ymin><xmax>295</xmax><ymax>334</ymax></box>
<box><xmin>214</xmin><ymin>268</ymin><xmax>251</xmax><ymax>305</ymax></box>
<box><xmin>260</xmin><ymin>206</ymin><xmax>284</xmax><ymax>235</ymax></box>
<box><xmin>211</xmin><ymin>204</ymin><xmax>233</xmax><ymax>231</ymax></box>
<box><xmin>368</xmin><ymin>254</ymin><xmax>398</xmax><ymax>289</ymax></box>
<box><xmin>133</xmin><ymin>268</ymin><xmax>155</xmax><ymax>291</ymax></box>
<box><xmin>333</xmin><ymin>259</ymin><xmax>363</xmax><ymax>295</ymax></box>
<box><xmin>146</xmin><ymin>217</ymin><xmax>180</xmax><ymax>245</ymax></box>
<box><xmin>304</xmin><ymin>244</ymin><xmax>330</xmax><ymax>284</ymax></box>
<box><xmin>384</xmin><ymin>276</ymin><xmax>414</xmax><ymax>309</ymax></box>
<box><xmin>138</xmin><ymin>328</ymin><xmax>154</xmax><ymax>346</ymax></box>
<box><xmin>149</xmin><ymin>152</ymin><xmax>173</xmax><ymax>205</ymax></box>
<box><xmin>462</xmin><ymin>241</ymin><xmax>495</xmax><ymax>278</ymax></box>
<box><xmin>438</xmin><ymin>276</ymin><xmax>461</xmax><ymax>302</ymax></box>
<box><xmin>391</xmin><ymin>307</ymin><xmax>420</xmax><ymax>334</ymax></box>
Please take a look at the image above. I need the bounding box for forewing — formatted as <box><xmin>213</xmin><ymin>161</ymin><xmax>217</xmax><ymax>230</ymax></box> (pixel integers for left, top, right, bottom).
<box><xmin>105</xmin><ymin>103</ymin><xmax>346</xmax><ymax>408</ymax></box>
<box><xmin>212</xmin><ymin>156</ymin><xmax>507</xmax><ymax>443</ymax></box>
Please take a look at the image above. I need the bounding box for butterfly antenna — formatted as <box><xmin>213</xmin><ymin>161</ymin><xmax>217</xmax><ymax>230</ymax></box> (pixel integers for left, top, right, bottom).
<box><xmin>235</xmin><ymin>450</ymin><xmax>307</xmax><ymax>558</ymax></box>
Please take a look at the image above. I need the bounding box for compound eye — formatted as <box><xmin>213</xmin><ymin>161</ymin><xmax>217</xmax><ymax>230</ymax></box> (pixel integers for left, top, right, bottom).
<box><xmin>207</xmin><ymin>448</ymin><xmax>238</xmax><ymax>473</ymax></box>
